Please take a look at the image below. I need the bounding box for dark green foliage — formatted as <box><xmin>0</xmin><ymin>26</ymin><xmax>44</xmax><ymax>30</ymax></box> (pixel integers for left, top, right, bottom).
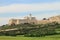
<box><xmin>24</xmin><ymin>27</ymin><xmax>56</xmax><ymax>37</ymax></box>
<box><xmin>0</xmin><ymin>22</ymin><xmax>60</xmax><ymax>37</ymax></box>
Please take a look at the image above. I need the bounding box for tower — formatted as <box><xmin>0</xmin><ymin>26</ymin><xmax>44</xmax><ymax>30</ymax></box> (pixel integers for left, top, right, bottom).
<box><xmin>29</xmin><ymin>13</ymin><xmax>32</xmax><ymax>17</ymax></box>
<box><xmin>29</xmin><ymin>13</ymin><xmax>32</xmax><ymax>20</ymax></box>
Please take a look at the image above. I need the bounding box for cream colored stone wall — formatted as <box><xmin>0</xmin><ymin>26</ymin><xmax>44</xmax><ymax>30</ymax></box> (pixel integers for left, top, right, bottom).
<box><xmin>8</xmin><ymin>16</ymin><xmax>37</xmax><ymax>25</ymax></box>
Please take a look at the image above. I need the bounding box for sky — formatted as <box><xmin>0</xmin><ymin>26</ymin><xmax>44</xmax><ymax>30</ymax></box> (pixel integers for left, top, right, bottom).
<box><xmin>0</xmin><ymin>0</ymin><xmax>60</xmax><ymax>25</ymax></box>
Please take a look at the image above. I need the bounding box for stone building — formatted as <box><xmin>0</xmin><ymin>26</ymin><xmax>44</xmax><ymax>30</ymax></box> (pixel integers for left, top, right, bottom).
<box><xmin>8</xmin><ymin>14</ymin><xmax>37</xmax><ymax>25</ymax></box>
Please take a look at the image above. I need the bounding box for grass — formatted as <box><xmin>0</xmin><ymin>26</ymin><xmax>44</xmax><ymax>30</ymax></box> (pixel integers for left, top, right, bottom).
<box><xmin>0</xmin><ymin>35</ymin><xmax>60</xmax><ymax>40</ymax></box>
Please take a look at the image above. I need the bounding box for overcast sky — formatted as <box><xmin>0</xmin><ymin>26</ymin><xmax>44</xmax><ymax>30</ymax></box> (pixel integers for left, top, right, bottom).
<box><xmin>0</xmin><ymin>0</ymin><xmax>60</xmax><ymax>25</ymax></box>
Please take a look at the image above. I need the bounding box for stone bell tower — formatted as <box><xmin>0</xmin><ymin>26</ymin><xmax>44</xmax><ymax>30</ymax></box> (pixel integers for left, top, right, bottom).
<box><xmin>29</xmin><ymin>13</ymin><xmax>32</xmax><ymax>20</ymax></box>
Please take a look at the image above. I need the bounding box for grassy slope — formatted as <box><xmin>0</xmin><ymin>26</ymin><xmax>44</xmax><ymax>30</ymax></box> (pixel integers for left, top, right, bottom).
<box><xmin>0</xmin><ymin>35</ymin><xmax>60</xmax><ymax>40</ymax></box>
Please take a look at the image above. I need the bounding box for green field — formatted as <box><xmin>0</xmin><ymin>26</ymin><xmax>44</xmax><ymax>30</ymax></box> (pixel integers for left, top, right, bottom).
<box><xmin>0</xmin><ymin>35</ymin><xmax>60</xmax><ymax>40</ymax></box>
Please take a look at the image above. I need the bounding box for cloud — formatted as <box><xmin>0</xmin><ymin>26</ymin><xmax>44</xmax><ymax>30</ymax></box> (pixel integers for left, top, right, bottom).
<box><xmin>33</xmin><ymin>12</ymin><xmax>58</xmax><ymax>20</ymax></box>
<box><xmin>0</xmin><ymin>2</ymin><xmax>60</xmax><ymax>13</ymax></box>
<box><xmin>0</xmin><ymin>18</ymin><xmax>8</xmax><ymax>26</ymax></box>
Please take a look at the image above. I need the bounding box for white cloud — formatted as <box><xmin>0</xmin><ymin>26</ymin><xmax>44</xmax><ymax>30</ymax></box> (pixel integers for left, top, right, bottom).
<box><xmin>33</xmin><ymin>12</ymin><xmax>58</xmax><ymax>20</ymax></box>
<box><xmin>0</xmin><ymin>18</ymin><xmax>8</xmax><ymax>26</ymax></box>
<box><xmin>0</xmin><ymin>2</ymin><xmax>60</xmax><ymax>13</ymax></box>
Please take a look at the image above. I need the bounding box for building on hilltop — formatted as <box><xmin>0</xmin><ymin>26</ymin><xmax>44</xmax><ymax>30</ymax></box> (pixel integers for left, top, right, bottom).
<box><xmin>8</xmin><ymin>14</ymin><xmax>37</xmax><ymax>25</ymax></box>
<box><xmin>8</xmin><ymin>14</ymin><xmax>60</xmax><ymax>25</ymax></box>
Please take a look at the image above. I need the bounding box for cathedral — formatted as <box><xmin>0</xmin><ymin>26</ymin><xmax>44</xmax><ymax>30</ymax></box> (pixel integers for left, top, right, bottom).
<box><xmin>8</xmin><ymin>14</ymin><xmax>37</xmax><ymax>25</ymax></box>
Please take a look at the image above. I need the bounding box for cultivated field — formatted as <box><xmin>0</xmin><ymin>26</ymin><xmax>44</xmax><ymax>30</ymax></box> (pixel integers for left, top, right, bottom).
<box><xmin>0</xmin><ymin>35</ymin><xmax>60</xmax><ymax>40</ymax></box>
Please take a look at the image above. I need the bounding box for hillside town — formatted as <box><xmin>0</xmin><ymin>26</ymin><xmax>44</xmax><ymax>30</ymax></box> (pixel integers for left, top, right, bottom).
<box><xmin>8</xmin><ymin>14</ymin><xmax>60</xmax><ymax>25</ymax></box>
